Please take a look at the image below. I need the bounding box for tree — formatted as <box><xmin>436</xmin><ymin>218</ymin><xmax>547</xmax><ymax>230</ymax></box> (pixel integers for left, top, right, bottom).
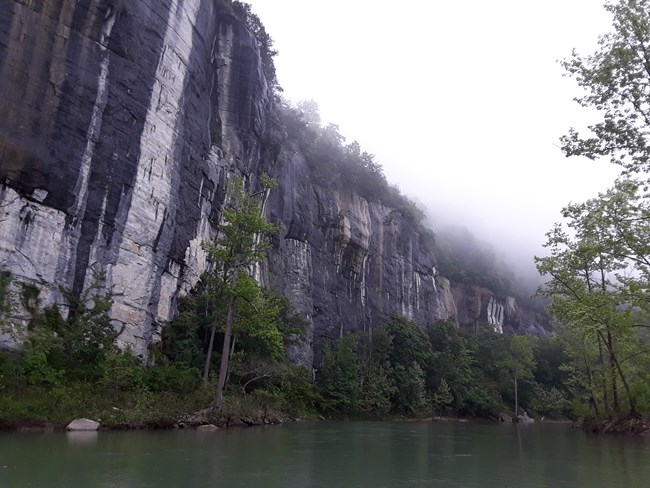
<box><xmin>560</xmin><ymin>0</ymin><xmax>650</xmax><ymax>175</ymax></box>
<box><xmin>296</xmin><ymin>99</ymin><xmax>321</xmax><ymax>127</ymax></box>
<box><xmin>317</xmin><ymin>334</ymin><xmax>360</xmax><ymax>414</ymax></box>
<box><xmin>545</xmin><ymin>0</ymin><xmax>650</xmax><ymax>421</ymax></box>
<box><xmin>427</xmin><ymin>320</ymin><xmax>474</xmax><ymax>413</ymax></box>
<box><xmin>535</xmin><ymin>182</ymin><xmax>650</xmax><ymax>417</ymax></box>
<box><xmin>431</xmin><ymin>378</ymin><xmax>453</xmax><ymax>416</ymax></box>
<box><xmin>380</xmin><ymin>317</ymin><xmax>433</xmax><ymax>415</ymax></box>
<box><xmin>202</xmin><ymin>175</ymin><xmax>277</xmax><ymax>410</ymax></box>
<box><xmin>505</xmin><ymin>335</ymin><xmax>535</xmax><ymax>419</ymax></box>
<box><xmin>464</xmin><ymin>329</ymin><xmax>537</xmax><ymax>417</ymax></box>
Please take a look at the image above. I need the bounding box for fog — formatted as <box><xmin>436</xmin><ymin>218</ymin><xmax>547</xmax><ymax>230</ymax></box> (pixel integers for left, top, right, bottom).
<box><xmin>249</xmin><ymin>0</ymin><xmax>622</xmax><ymax>286</ymax></box>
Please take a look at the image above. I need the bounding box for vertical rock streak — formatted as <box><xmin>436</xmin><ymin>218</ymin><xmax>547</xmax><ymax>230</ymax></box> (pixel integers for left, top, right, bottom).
<box><xmin>58</xmin><ymin>7</ymin><xmax>117</xmax><ymax>291</ymax></box>
<box><xmin>0</xmin><ymin>0</ymin><xmax>546</xmax><ymax>362</ymax></box>
<box><xmin>110</xmin><ymin>0</ymin><xmax>202</xmax><ymax>355</ymax></box>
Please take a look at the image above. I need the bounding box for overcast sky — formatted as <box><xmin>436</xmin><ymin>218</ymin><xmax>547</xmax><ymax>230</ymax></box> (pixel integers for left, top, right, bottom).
<box><xmin>248</xmin><ymin>0</ymin><xmax>621</xmax><ymax>275</ymax></box>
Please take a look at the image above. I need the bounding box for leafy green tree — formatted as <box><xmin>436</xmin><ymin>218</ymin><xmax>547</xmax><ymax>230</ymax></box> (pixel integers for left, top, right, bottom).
<box><xmin>202</xmin><ymin>176</ymin><xmax>277</xmax><ymax>409</ymax></box>
<box><xmin>317</xmin><ymin>334</ymin><xmax>360</xmax><ymax>414</ymax></box>
<box><xmin>296</xmin><ymin>99</ymin><xmax>321</xmax><ymax>127</ymax></box>
<box><xmin>505</xmin><ymin>335</ymin><xmax>536</xmax><ymax>419</ymax></box>
<box><xmin>533</xmin><ymin>337</ymin><xmax>570</xmax><ymax>392</ymax></box>
<box><xmin>378</xmin><ymin>317</ymin><xmax>433</xmax><ymax>415</ymax></box>
<box><xmin>357</xmin><ymin>327</ymin><xmax>395</xmax><ymax>417</ymax></box>
<box><xmin>383</xmin><ymin>316</ymin><xmax>433</xmax><ymax>370</ymax></box>
<box><xmin>560</xmin><ymin>0</ymin><xmax>650</xmax><ymax>175</ymax></box>
<box><xmin>160</xmin><ymin>291</ymin><xmax>208</xmax><ymax>370</ymax></box>
<box><xmin>0</xmin><ymin>271</ymin><xmax>11</xmax><ymax>316</ymax></box>
<box><xmin>546</xmin><ymin>0</ymin><xmax>650</xmax><ymax>421</ymax></box>
<box><xmin>427</xmin><ymin>320</ymin><xmax>474</xmax><ymax>413</ymax></box>
<box><xmin>464</xmin><ymin>330</ymin><xmax>536</xmax><ymax>417</ymax></box>
<box><xmin>529</xmin><ymin>385</ymin><xmax>570</xmax><ymax>419</ymax></box>
<box><xmin>431</xmin><ymin>378</ymin><xmax>454</xmax><ymax>416</ymax></box>
<box><xmin>536</xmin><ymin>182</ymin><xmax>650</xmax><ymax>417</ymax></box>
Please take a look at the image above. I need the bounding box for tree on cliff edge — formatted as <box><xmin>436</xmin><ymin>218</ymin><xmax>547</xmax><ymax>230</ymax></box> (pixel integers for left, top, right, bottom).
<box><xmin>202</xmin><ymin>175</ymin><xmax>276</xmax><ymax>410</ymax></box>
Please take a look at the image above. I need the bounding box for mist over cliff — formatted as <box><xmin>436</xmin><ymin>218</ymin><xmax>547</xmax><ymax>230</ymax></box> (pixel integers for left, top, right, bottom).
<box><xmin>0</xmin><ymin>0</ymin><xmax>547</xmax><ymax>363</ymax></box>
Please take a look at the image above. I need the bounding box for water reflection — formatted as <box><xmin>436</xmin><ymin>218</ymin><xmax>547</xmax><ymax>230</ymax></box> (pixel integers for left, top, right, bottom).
<box><xmin>1</xmin><ymin>422</ymin><xmax>649</xmax><ymax>488</ymax></box>
<box><xmin>66</xmin><ymin>431</ymin><xmax>98</xmax><ymax>446</ymax></box>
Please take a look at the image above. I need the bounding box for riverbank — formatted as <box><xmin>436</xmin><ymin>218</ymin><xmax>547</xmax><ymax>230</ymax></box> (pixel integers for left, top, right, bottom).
<box><xmin>0</xmin><ymin>384</ymin><xmax>317</xmax><ymax>433</ymax></box>
<box><xmin>580</xmin><ymin>415</ymin><xmax>650</xmax><ymax>435</ymax></box>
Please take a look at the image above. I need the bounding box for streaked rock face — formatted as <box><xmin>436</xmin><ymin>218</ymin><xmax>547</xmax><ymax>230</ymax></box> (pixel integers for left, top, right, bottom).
<box><xmin>0</xmin><ymin>0</ymin><xmax>545</xmax><ymax>363</ymax></box>
<box><xmin>0</xmin><ymin>0</ymin><xmax>269</xmax><ymax>357</ymax></box>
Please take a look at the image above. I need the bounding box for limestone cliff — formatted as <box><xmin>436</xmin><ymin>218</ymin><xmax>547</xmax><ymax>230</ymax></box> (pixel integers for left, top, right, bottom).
<box><xmin>0</xmin><ymin>0</ymin><xmax>545</xmax><ymax>361</ymax></box>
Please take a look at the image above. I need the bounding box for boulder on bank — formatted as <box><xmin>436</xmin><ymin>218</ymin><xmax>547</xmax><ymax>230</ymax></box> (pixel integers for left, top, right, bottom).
<box><xmin>517</xmin><ymin>412</ymin><xmax>535</xmax><ymax>423</ymax></box>
<box><xmin>66</xmin><ymin>418</ymin><xmax>100</xmax><ymax>431</ymax></box>
<box><xmin>197</xmin><ymin>424</ymin><xmax>219</xmax><ymax>432</ymax></box>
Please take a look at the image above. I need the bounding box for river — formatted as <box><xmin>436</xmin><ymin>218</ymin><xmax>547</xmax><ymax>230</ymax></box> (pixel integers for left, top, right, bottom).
<box><xmin>1</xmin><ymin>421</ymin><xmax>649</xmax><ymax>487</ymax></box>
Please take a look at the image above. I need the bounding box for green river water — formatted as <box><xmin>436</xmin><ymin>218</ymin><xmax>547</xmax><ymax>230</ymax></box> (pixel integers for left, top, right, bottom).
<box><xmin>1</xmin><ymin>421</ymin><xmax>649</xmax><ymax>487</ymax></box>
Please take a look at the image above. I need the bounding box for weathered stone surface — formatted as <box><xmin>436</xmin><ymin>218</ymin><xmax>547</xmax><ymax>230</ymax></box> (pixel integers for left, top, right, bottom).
<box><xmin>449</xmin><ymin>283</ymin><xmax>547</xmax><ymax>335</ymax></box>
<box><xmin>197</xmin><ymin>424</ymin><xmax>219</xmax><ymax>432</ymax></box>
<box><xmin>66</xmin><ymin>418</ymin><xmax>100</xmax><ymax>431</ymax></box>
<box><xmin>0</xmin><ymin>0</ymin><xmax>546</xmax><ymax>365</ymax></box>
<box><xmin>0</xmin><ymin>0</ymin><xmax>270</xmax><ymax>357</ymax></box>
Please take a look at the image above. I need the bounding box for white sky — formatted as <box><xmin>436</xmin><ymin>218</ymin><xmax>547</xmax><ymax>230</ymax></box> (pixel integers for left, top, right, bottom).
<box><xmin>248</xmin><ymin>0</ymin><xmax>621</xmax><ymax>275</ymax></box>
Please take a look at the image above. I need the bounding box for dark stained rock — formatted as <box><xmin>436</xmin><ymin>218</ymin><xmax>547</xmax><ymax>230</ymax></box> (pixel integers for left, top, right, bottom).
<box><xmin>0</xmin><ymin>0</ymin><xmax>546</xmax><ymax>364</ymax></box>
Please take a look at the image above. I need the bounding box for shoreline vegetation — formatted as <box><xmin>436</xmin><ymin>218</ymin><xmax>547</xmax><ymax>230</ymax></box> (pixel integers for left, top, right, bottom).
<box><xmin>1</xmin><ymin>266</ymin><xmax>648</xmax><ymax>435</ymax></box>
<box><xmin>2</xmin><ymin>307</ymin><xmax>647</xmax><ymax>436</ymax></box>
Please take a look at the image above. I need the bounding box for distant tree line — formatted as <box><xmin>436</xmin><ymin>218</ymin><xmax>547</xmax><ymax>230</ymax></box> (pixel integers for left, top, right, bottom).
<box><xmin>315</xmin><ymin>317</ymin><xmax>570</xmax><ymax>420</ymax></box>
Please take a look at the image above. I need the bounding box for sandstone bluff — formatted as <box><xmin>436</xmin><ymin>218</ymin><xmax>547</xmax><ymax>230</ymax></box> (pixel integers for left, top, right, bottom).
<box><xmin>0</xmin><ymin>0</ymin><xmax>544</xmax><ymax>363</ymax></box>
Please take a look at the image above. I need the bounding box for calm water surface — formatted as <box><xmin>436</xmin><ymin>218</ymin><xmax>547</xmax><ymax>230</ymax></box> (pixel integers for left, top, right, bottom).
<box><xmin>1</xmin><ymin>421</ymin><xmax>649</xmax><ymax>487</ymax></box>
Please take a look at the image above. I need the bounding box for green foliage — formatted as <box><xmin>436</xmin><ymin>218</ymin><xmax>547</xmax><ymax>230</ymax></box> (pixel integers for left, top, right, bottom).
<box><xmin>21</xmin><ymin>326</ymin><xmax>64</xmax><ymax>387</ymax></box>
<box><xmin>143</xmin><ymin>364</ymin><xmax>201</xmax><ymax>394</ymax></box>
<box><xmin>383</xmin><ymin>316</ymin><xmax>433</xmax><ymax>369</ymax></box>
<box><xmin>536</xmin><ymin>180</ymin><xmax>650</xmax><ymax>418</ymax></box>
<box><xmin>203</xmin><ymin>177</ymin><xmax>277</xmax><ymax>280</ymax></box>
<box><xmin>20</xmin><ymin>282</ymin><xmax>40</xmax><ymax>314</ymax></box>
<box><xmin>358</xmin><ymin>361</ymin><xmax>394</xmax><ymax>417</ymax></box>
<box><xmin>550</xmin><ymin>1</ymin><xmax>650</xmax><ymax>422</ymax></box>
<box><xmin>529</xmin><ymin>385</ymin><xmax>570</xmax><ymax>419</ymax></box>
<box><xmin>560</xmin><ymin>0</ymin><xmax>650</xmax><ymax>174</ymax></box>
<box><xmin>432</xmin><ymin>378</ymin><xmax>454</xmax><ymax>415</ymax></box>
<box><xmin>427</xmin><ymin>320</ymin><xmax>474</xmax><ymax>412</ymax></box>
<box><xmin>393</xmin><ymin>361</ymin><xmax>431</xmax><ymax>416</ymax></box>
<box><xmin>160</xmin><ymin>291</ymin><xmax>208</xmax><ymax>369</ymax></box>
<box><xmin>313</xmin><ymin>318</ymin><xmax>566</xmax><ymax>420</ymax></box>
<box><xmin>0</xmin><ymin>271</ymin><xmax>12</xmax><ymax>316</ymax></box>
<box><xmin>99</xmin><ymin>349</ymin><xmax>145</xmax><ymax>401</ymax></box>
<box><xmin>317</xmin><ymin>334</ymin><xmax>360</xmax><ymax>414</ymax></box>
<box><xmin>201</xmin><ymin>175</ymin><xmax>279</xmax><ymax>405</ymax></box>
<box><xmin>232</xmin><ymin>276</ymin><xmax>285</xmax><ymax>361</ymax></box>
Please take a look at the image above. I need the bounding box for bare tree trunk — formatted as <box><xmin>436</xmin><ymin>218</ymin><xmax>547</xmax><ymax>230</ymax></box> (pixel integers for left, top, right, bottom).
<box><xmin>597</xmin><ymin>334</ymin><xmax>610</xmax><ymax>415</ymax></box>
<box><xmin>598</xmin><ymin>330</ymin><xmax>638</xmax><ymax>416</ymax></box>
<box><xmin>514</xmin><ymin>373</ymin><xmax>519</xmax><ymax>421</ymax></box>
<box><xmin>606</xmin><ymin>329</ymin><xmax>620</xmax><ymax>414</ymax></box>
<box><xmin>202</xmin><ymin>321</ymin><xmax>218</xmax><ymax>388</ymax></box>
<box><xmin>225</xmin><ymin>334</ymin><xmax>237</xmax><ymax>387</ymax></box>
<box><xmin>213</xmin><ymin>293</ymin><xmax>236</xmax><ymax>410</ymax></box>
